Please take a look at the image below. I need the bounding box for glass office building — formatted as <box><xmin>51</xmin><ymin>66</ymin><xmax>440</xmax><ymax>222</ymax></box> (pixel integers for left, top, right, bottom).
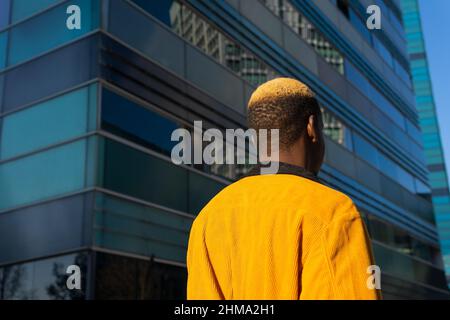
<box><xmin>401</xmin><ymin>0</ymin><xmax>450</xmax><ymax>287</ymax></box>
<box><xmin>0</xmin><ymin>0</ymin><xmax>448</xmax><ymax>299</ymax></box>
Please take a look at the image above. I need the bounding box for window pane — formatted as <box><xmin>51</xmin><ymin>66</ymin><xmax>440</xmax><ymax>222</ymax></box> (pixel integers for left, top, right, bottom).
<box><xmin>0</xmin><ymin>74</ymin><xmax>4</xmax><ymax>112</ymax></box>
<box><xmin>11</xmin><ymin>0</ymin><xmax>59</xmax><ymax>22</ymax></box>
<box><xmin>353</xmin><ymin>133</ymin><xmax>379</xmax><ymax>168</ymax></box>
<box><xmin>0</xmin><ymin>0</ymin><xmax>10</xmax><ymax>29</ymax></box>
<box><xmin>367</xmin><ymin>216</ymin><xmax>396</xmax><ymax>247</ymax></box>
<box><xmin>372</xmin><ymin>242</ymin><xmax>447</xmax><ymax>289</ymax></box>
<box><xmin>2</xmin><ymin>35</ymin><xmax>96</xmax><ymax>114</ymax></box>
<box><xmin>322</xmin><ymin>108</ymin><xmax>353</xmax><ymax>151</ymax></box>
<box><xmin>406</xmin><ymin>119</ymin><xmax>422</xmax><ymax>145</ymax></box>
<box><xmin>95</xmin><ymin>252</ymin><xmax>137</xmax><ymax>299</ymax></box>
<box><xmin>188</xmin><ymin>171</ymin><xmax>225</xmax><ymax>215</ymax></box>
<box><xmin>0</xmin><ymin>139</ymin><xmax>87</xmax><ymax>210</ymax></box>
<box><xmin>0</xmin><ymin>261</ymin><xmax>33</xmax><ymax>299</ymax></box>
<box><xmin>0</xmin><ymin>31</ymin><xmax>7</xmax><ymax>69</ymax></box>
<box><xmin>101</xmin><ymin>88</ymin><xmax>179</xmax><ymax>155</ymax></box>
<box><xmin>170</xmin><ymin>0</ymin><xmax>277</xmax><ymax>85</ymax></box>
<box><xmin>0</xmin><ymin>252</ymin><xmax>87</xmax><ymax>300</ymax></box>
<box><xmin>33</xmin><ymin>252</ymin><xmax>87</xmax><ymax>300</ymax></box>
<box><xmin>132</xmin><ymin>0</ymin><xmax>173</xmax><ymax>25</ymax></box>
<box><xmin>0</xmin><ymin>193</ymin><xmax>89</xmax><ymax>264</ymax></box>
<box><xmin>100</xmin><ymin>138</ymin><xmax>188</xmax><ymax>212</ymax></box>
<box><xmin>378</xmin><ymin>152</ymin><xmax>398</xmax><ymax>180</ymax></box>
<box><xmin>415</xmin><ymin>178</ymin><xmax>431</xmax><ymax>195</ymax></box>
<box><xmin>397</xmin><ymin>165</ymin><xmax>415</xmax><ymax>193</ymax></box>
<box><xmin>127</xmin><ymin>0</ymin><xmax>277</xmax><ymax>86</ymax></box>
<box><xmin>8</xmin><ymin>0</ymin><xmax>100</xmax><ymax>67</ymax></box>
<box><xmin>344</xmin><ymin>60</ymin><xmax>368</xmax><ymax>95</ymax></box>
<box><xmin>264</xmin><ymin>0</ymin><xmax>344</xmax><ymax>74</ymax></box>
<box><xmin>1</xmin><ymin>84</ymin><xmax>97</xmax><ymax>160</ymax></box>
<box><xmin>394</xmin><ymin>59</ymin><xmax>411</xmax><ymax>87</ymax></box>
<box><xmin>373</xmin><ymin>36</ymin><xmax>393</xmax><ymax>68</ymax></box>
<box><xmin>94</xmin><ymin>192</ymin><xmax>192</xmax><ymax>262</ymax></box>
<box><xmin>95</xmin><ymin>252</ymin><xmax>187</xmax><ymax>299</ymax></box>
<box><xmin>367</xmin><ymin>83</ymin><xmax>405</xmax><ymax>129</ymax></box>
<box><xmin>349</xmin><ymin>8</ymin><xmax>371</xmax><ymax>44</ymax></box>
<box><xmin>99</xmin><ymin>138</ymin><xmax>227</xmax><ymax>216</ymax></box>
<box><xmin>136</xmin><ymin>259</ymin><xmax>186</xmax><ymax>299</ymax></box>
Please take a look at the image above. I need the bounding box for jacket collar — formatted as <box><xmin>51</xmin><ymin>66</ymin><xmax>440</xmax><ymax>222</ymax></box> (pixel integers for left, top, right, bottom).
<box><xmin>243</xmin><ymin>162</ymin><xmax>321</xmax><ymax>184</ymax></box>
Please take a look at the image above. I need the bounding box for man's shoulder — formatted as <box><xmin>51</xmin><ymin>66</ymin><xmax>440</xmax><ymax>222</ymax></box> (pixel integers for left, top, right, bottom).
<box><xmin>212</xmin><ymin>174</ymin><xmax>353</xmax><ymax>207</ymax></box>
<box><xmin>196</xmin><ymin>174</ymin><xmax>357</xmax><ymax>224</ymax></box>
<box><xmin>237</xmin><ymin>174</ymin><xmax>351</xmax><ymax>199</ymax></box>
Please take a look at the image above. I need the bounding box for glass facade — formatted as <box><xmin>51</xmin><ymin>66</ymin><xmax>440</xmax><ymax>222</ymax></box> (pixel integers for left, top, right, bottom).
<box><xmin>401</xmin><ymin>0</ymin><xmax>450</xmax><ymax>287</ymax></box>
<box><xmin>0</xmin><ymin>252</ymin><xmax>88</xmax><ymax>300</ymax></box>
<box><xmin>265</xmin><ymin>0</ymin><xmax>344</xmax><ymax>74</ymax></box>
<box><xmin>2</xmin><ymin>0</ymin><xmax>100</xmax><ymax>68</ymax></box>
<box><xmin>0</xmin><ymin>0</ymin><xmax>448</xmax><ymax>299</ymax></box>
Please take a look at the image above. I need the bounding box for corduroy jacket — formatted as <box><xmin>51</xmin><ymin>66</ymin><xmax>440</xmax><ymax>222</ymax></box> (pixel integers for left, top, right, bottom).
<box><xmin>187</xmin><ymin>163</ymin><xmax>381</xmax><ymax>300</ymax></box>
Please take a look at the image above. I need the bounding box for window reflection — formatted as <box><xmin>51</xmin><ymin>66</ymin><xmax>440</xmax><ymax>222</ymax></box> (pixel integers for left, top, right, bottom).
<box><xmin>334</xmin><ymin>0</ymin><xmax>411</xmax><ymax>87</ymax></box>
<box><xmin>365</xmin><ymin>213</ymin><xmax>440</xmax><ymax>266</ymax></box>
<box><xmin>101</xmin><ymin>88</ymin><xmax>180</xmax><ymax>156</ymax></box>
<box><xmin>321</xmin><ymin>107</ymin><xmax>353</xmax><ymax>150</ymax></box>
<box><xmin>101</xmin><ymin>87</ymin><xmax>254</xmax><ymax>182</ymax></box>
<box><xmin>34</xmin><ymin>253</ymin><xmax>87</xmax><ymax>300</ymax></box>
<box><xmin>95</xmin><ymin>252</ymin><xmax>187</xmax><ymax>299</ymax></box>
<box><xmin>372</xmin><ymin>241</ymin><xmax>447</xmax><ymax>289</ymax></box>
<box><xmin>264</xmin><ymin>0</ymin><xmax>344</xmax><ymax>74</ymax></box>
<box><xmin>0</xmin><ymin>263</ymin><xmax>33</xmax><ymax>299</ymax></box>
<box><xmin>169</xmin><ymin>1</ymin><xmax>277</xmax><ymax>86</ymax></box>
<box><xmin>0</xmin><ymin>252</ymin><xmax>87</xmax><ymax>300</ymax></box>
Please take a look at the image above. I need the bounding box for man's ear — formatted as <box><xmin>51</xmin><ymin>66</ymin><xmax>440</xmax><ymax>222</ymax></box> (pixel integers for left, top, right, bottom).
<box><xmin>306</xmin><ymin>115</ymin><xmax>318</xmax><ymax>143</ymax></box>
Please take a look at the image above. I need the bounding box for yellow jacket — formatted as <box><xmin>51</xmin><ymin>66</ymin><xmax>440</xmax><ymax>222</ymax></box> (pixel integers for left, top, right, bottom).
<box><xmin>187</xmin><ymin>168</ymin><xmax>381</xmax><ymax>300</ymax></box>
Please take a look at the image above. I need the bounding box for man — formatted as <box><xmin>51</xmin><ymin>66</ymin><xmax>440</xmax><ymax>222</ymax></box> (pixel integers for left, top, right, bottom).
<box><xmin>186</xmin><ymin>78</ymin><xmax>380</xmax><ymax>300</ymax></box>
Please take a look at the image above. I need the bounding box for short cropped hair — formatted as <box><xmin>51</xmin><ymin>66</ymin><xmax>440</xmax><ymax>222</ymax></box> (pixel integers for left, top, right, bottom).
<box><xmin>247</xmin><ymin>77</ymin><xmax>321</xmax><ymax>149</ymax></box>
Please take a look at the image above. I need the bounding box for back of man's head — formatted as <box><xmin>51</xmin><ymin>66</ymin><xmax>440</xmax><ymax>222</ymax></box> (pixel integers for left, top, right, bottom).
<box><xmin>247</xmin><ymin>77</ymin><xmax>321</xmax><ymax>150</ymax></box>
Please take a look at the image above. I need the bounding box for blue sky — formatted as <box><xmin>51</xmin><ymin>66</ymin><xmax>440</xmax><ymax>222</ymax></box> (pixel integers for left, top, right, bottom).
<box><xmin>418</xmin><ymin>0</ymin><xmax>450</xmax><ymax>182</ymax></box>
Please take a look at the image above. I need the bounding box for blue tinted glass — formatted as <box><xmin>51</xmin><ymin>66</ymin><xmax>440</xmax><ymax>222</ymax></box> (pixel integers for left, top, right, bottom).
<box><xmin>394</xmin><ymin>59</ymin><xmax>411</xmax><ymax>86</ymax></box>
<box><xmin>8</xmin><ymin>0</ymin><xmax>100</xmax><ymax>66</ymax></box>
<box><xmin>349</xmin><ymin>9</ymin><xmax>371</xmax><ymax>44</ymax></box>
<box><xmin>32</xmin><ymin>252</ymin><xmax>87</xmax><ymax>299</ymax></box>
<box><xmin>0</xmin><ymin>0</ymin><xmax>10</xmax><ymax>29</ymax></box>
<box><xmin>389</xmin><ymin>9</ymin><xmax>403</xmax><ymax>35</ymax></box>
<box><xmin>0</xmin><ymin>139</ymin><xmax>87</xmax><ymax>210</ymax></box>
<box><xmin>1</xmin><ymin>85</ymin><xmax>96</xmax><ymax>160</ymax></box>
<box><xmin>108</xmin><ymin>0</ymin><xmax>184</xmax><ymax>75</ymax></box>
<box><xmin>2</xmin><ymin>36</ymin><xmax>96</xmax><ymax>114</ymax></box>
<box><xmin>353</xmin><ymin>133</ymin><xmax>379</xmax><ymax>168</ymax></box>
<box><xmin>0</xmin><ymin>74</ymin><xmax>4</xmax><ymax>112</ymax></box>
<box><xmin>0</xmin><ymin>261</ymin><xmax>34</xmax><ymax>299</ymax></box>
<box><xmin>406</xmin><ymin>119</ymin><xmax>422</xmax><ymax>145</ymax></box>
<box><xmin>0</xmin><ymin>193</ymin><xmax>89</xmax><ymax>264</ymax></box>
<box><xmin>100</xmin><ymin>138</ymin><xmax>188</xmax><ymax>212</ymax></box>
<box><xmin>0</xmin><ymin>31</ymin><xmax>7</xmax><ymax>69</ymax></box>
<box><xmin>11</xmin><ymin>0</ymin><xmax>59</xmax><ymax>22</ymax></box>
<box><xmin>373</xmin><ymin>36</ymin><xmax>393</xmax><ymax>68</ymax></box>
<box><xmin>378</xmin><ymin>152</ymin><xmax>398</xmax><ymax>180</ymax></box>
<box><xmin>368</xmin><ymin>83</ymin><xmax>405</xmax><ymax>129</ymax></box>
<box><xmin>131</xmin><ymin>0</ymin><xmax>174</xmax><ymax>26</ymax></box>
<box><xmin>344</xmin><ymin>128</ymin><xmax>353</xmax><ymax>151</ymax></box>
<box><xmin>101</xmin><ymin>89</ymin><xmax>178</xmax><ymax>155</ymax></box>
<box><xmin>94</xmin><ymin>192</ymin><xmax>191</xmax><ymax>262</ymax></box>
<box><xmin>188</xmin><ymin>171</ymin><xmax>225</xmax><ymax>214</ymax></box>
<box><xmin>344</xmin><ymin>60</ymin><xmax>368</xmax><ymax>95</ymax></box>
